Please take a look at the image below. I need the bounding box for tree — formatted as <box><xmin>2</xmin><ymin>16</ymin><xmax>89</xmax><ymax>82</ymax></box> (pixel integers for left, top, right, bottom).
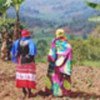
<box><xmin>86</xmin><ymin>1</ymin><xmax>100</xmax><ymax>10</ymax></box>
<box><xmin>91</xmin><ymin>26</ymin><xmax>100</xmax><ymax>38</ymax></box>
<box><xmin>0</xmin><ymin>0</ymin><xmax>9</xmax><ymax>21</ymax></box>
<box><xmin>5</xmin><ymin>0</ymin><xmax>25</xmax><ymax>39</ymax></box>
<box><xmin>86</xmin><ymin>1</ymin><xmax>100</xmax><ymax>23</ymax></box>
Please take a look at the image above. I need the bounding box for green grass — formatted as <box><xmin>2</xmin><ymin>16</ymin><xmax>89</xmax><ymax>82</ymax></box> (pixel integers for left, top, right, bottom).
<box><xmin>36</xmin><ymin>56</ymin><xmax>47</xmax><ymax>63</ymax></box>
<box><xmin>82</xmin><ymin>60</ymin><xmax>100</xmax><ymax>67</ymax></box>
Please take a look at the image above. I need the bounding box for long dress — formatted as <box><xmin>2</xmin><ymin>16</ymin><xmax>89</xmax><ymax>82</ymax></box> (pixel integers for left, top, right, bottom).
<box><xmin>11</xmin><ymin>37</ymin><xmax>37</xmax><ymax>89</ymax></box>
<box><xmin>46</xmin><ymin>38</ymin><xmax>72</xmax><ymax>96</ymax></box>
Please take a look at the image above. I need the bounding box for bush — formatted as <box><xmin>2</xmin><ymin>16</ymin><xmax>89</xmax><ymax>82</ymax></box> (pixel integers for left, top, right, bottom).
<box><xmin>70</xmin><ymin>39</ymin><xmax>88</xmax><ymax>65</ymax></box>
<box><xmin>70</xmin><ymin>36</ymin><xmax>100</xmax><ymax>65</ymax></box>
<box><xmin>36</xmin><ymin>39</ymin><xmax>49</xmax><ymax>62</ymax></box>
<box><xmin>35</xmin><ymin>36</ymin><xmax>100</xmax><ymax>66</ymax></box>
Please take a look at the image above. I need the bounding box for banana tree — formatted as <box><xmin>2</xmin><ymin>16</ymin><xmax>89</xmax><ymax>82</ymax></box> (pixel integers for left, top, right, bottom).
<box><xmin>86</xmin><ymin>1</ymin><xmax>100</xmax><ymax>10</ymax></box>
<box><xmin>13</xmin><ymin>0</ymin><xmax>25</xmax><ymax>39</ymax></box>
<box><xmin>0</xmin><ymin>0</ymin><xmax>9</xmax><ymax>21</ymax></box>
<box><xmin>5</xmin><ymin>0</ymin><xmax>25</xmax><ymax>39</ymax></box>
<box><xmin>86</xmin><ymin>1</ymin><xmax>100</xmax><ymax>22</ymax></box>
<box><xmin>0</xmin><ymin>0</ymin><xmax>11</xmax><ymax>40</ymax></box>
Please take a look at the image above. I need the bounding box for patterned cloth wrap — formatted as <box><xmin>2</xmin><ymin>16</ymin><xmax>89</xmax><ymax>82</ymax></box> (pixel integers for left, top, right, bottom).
<box><xmin>46</xmin><ymin>38</ymin><xmax>72</xmax><ymax>96</ymax></box>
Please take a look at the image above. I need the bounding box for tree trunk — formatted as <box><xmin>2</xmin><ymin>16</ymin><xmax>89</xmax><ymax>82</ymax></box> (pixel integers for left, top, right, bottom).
<box><xmin>14</xmin><ymin>9</ymin><xmax>21</xmax><ymax>40</ymax></box>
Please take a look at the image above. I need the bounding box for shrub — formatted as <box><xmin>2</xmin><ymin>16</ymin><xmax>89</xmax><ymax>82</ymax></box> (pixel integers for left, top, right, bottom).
<box><xmin>36</xmin><ymin>39</ymin><xmax>49</xmax><ymax>62</ymax></box>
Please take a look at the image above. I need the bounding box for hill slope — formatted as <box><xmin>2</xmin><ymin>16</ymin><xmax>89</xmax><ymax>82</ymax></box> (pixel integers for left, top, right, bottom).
<box><xmin>7</xmin><ymin>0</ymin><xmax>100</xmax><ymax>34</ymax></box>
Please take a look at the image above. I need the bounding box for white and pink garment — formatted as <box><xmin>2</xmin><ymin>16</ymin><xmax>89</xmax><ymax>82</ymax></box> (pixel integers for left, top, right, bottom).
<box><xmin>16</xmin><ymin>63</ymin><xmax>36</xmax><ymax>89</ymax></box>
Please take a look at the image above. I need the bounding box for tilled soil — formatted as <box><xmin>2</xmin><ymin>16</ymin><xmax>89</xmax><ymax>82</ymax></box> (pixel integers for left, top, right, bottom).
<box><xmin>0</xmin><ymin>60</ymin><xmax>100</xmax><ymax>100</ymax></box>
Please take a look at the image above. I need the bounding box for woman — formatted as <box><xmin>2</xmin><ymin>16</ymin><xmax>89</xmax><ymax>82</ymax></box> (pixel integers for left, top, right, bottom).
<box><xmin>11</xmin><ymin>29</ymin><xmax>37</xmax><ymax>98</ymax></box>
<box><xmin>46</xmin><ymin>29</ymin><xmax>72</xmax><ymax>96</ymax></box>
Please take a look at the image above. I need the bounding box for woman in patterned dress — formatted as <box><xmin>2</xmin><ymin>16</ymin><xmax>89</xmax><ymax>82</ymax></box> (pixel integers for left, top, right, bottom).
<box><xmin>45</xmin><ymin>29</ymin><xmax>72</xmax><ymax>96</ymax></box>
<box><xmin>11</xmin><ymin>29</ymin><xmax>37</xmax><ymax>98</ymax></box>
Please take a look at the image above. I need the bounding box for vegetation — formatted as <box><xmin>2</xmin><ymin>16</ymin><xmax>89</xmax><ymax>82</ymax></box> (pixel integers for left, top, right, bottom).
<box><xmin>0</xmin><ymin>0</ymin><xmax>99</xmax><ymax>67</ymax></box>
<box><xmin>0</xmin><ymin>0</ymin><xmax>25</xmax><ymax>40</ymax></box>
<box><xmin>0</xmin><ymin>0</ymin><xmax>10</xmax><ymax>21</ymax></box>
<box><xmin>0</xmin><ymin>18</ymin><xmax>24</xmax><ymax>41</ymax></box>
<box><xmin>36</xmin><ymin>33</ymin><xmax>100</xmax><ymax>67</ymax></box>
<box><xmin>70</xmin><ymin>36</ymin><xmax>100</xmax><ymax>66</ymax></box>
<box><xmin>0</xmin><ymin>0</ymin><xmax>25</xmax><ymax>60</ymax></box>
<box><xmin>5</xmin><ymin>0</ymin><xmax>25</xmax><ymax>39</ymax></box>
<box><xmin>86</xmin><ymin>1</ymin><xmax>100</xmax><ymax>10</ymax></box>
<box><xmin>0</xmin><ymin>1</ymin><xmax>100</xmax><ymax>99</ymax></box>
<box><xmin>86</xmin><ymin>1</ymin><xmax>100</xmax><ymax>22</ymax></box>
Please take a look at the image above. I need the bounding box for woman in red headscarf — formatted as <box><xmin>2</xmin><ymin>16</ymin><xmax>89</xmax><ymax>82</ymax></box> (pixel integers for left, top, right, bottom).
<box><xmin>11</xmin><ymin>29</ymin><xmax>37</xmax><ymax>98</ymax></box>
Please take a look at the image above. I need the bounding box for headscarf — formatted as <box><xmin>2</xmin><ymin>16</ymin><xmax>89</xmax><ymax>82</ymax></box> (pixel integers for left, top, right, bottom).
<box><xmin>55</xmin><ymin>29</ymin><xmax>67</xmax><ymax>41</ymax></box>
<box><xmin>21</xmin><ymin>29</ymin><xmax>30</xmax><ymax>37</ymax></box>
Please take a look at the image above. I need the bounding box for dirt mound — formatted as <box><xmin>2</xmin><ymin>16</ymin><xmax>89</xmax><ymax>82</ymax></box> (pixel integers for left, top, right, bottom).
<box><xmin>0</xmin><ymin>60</ymin><xmax>100</xmax><ymax>100</ymax></box>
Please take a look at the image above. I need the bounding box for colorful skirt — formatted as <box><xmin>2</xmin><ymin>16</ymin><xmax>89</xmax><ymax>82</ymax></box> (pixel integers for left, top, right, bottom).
<box><xmin>45</xmin><ymin>67</ymin><xmax>71</xmax><ymax>96</ymax></box>
<box><xmin>16</xmin><ymin>63</ymin><xmax>36</xmax><ymax>89</ymax></box>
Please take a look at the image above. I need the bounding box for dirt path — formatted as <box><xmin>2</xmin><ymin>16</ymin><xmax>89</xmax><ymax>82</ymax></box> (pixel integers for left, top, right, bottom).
<box><xmin>0</xmin><ymin>60</ymin><xmax>100</xmax><ymax>100</ymax></box>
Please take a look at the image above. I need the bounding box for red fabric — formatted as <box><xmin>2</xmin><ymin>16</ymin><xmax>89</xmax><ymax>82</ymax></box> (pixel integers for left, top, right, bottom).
<box><xmin>16</xmin><ymin>63</ymin><xmax>36</xmax><ymax>74</ymax></box>
<box><xmin>16</xmin><ymin>80</ymin><xmax>36</xmax><ymax>89</ymax></box>
<box><xmin>21</xmin><ymin>29</ymin><xmax>30</xmax><ymax>37</ymax></box>
<box><xmin>48</xmin><ymin>56</ymin><xmax>54</xmax><ymax>62</ymax></box>
<box><xmin>16</xmin><ymin>63</ymin><xmax>36</xmax><ymax>89</ymax></box>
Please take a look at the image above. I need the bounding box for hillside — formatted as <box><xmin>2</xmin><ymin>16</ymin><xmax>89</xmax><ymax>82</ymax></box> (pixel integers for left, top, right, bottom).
<box><xmin>7</xmin><ymin>0</ymin><xmax>100</xmax><ymax>35</ymax></box>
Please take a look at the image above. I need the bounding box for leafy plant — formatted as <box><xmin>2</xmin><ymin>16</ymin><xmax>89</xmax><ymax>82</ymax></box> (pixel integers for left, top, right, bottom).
<box><xmin>0</xmin><ymin>0</ymin><xmax>10</xmax><ymax>21</ymax></box>
<box><xmin>4</xmin><ymin>0</ymin><xmax>25</xmax><ymax>39</ymax></box>
<box><xmin>36</xmin><ymin>39</ymin><xmax>49</xmax><ymax>62</ymax></box>
<box><xmin>85</xmin><ymin>1</ymin><xmax>100</xmax><ymax>22</ymax></box>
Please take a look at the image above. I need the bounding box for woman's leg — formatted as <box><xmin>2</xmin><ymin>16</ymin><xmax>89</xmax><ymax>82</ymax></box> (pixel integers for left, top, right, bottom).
<box><xmin>52</xmin><ymin>69</ymin><xmax>62</xmax><ymax>96</ymax></box>
<box><xmin>61</xmin><ymin>74</ymin><xmax>71</xmax><ymax>96</ymax></box>
<box><xmin>27</xmin><ymin>88</ymin><xmax>33</xmax><ymax>98</ymax></box>
<box><xmin>45</xmin><ymin>74</ymin><xmax>53</xmax><ymax>95</ymax></box>
<box><xmin>22</xmin><ymin>88</ymin><xmax>27</xmax><ymax>97</ymax></box>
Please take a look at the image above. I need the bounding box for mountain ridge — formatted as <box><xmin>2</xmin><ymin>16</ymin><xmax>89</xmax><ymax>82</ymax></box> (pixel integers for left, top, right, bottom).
<box><xmin>7</xmin><ymin>0</ymin><xmax>100</xmax><ymax>34</ymax></box>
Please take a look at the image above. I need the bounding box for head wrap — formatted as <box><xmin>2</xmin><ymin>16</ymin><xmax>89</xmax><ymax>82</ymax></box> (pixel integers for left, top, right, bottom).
<box><xmin>55</xmin><ymin>29</ymin><xmax>67</xmax><ymax>40</ymax></box>
<box><xmin>21</xmin><ymin>29</ymin><xmax>30</xmax><ymax>37</ymax></box>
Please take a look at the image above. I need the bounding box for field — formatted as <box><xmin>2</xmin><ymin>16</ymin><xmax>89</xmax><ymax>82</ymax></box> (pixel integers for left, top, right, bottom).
<box><xmin>0</xmin><ymin>60</ymin><xmax>100</xmax><ymax>100</ymax></box>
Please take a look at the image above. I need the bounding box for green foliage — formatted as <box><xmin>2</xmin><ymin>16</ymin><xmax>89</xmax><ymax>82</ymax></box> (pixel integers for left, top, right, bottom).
<box><xmin>0</xmin><ymin>0</ymin><xmax>7</xmax><ymax>9</ymax></box>
<box><xmin>5</xmin><ymin>0</ymin><xmax>24</xmax><ymax>8</ymax></box>
<box><xmin>86</xmin><ymin>1</ymin><xmax>100</xmax><ymax>10</ymax></box>
<box><xmin>0</xmin><ymin>18</ymin><xmax>15</xmax><ymax>37</ymax></box>
<box><xmin>36</xmin><ymin>39</ymin><xmax>49</xmax><ymax>62</ymax></box>
<box><xmin>70</xmin><ymin>36</ymin><xmax>100</xmax><ymax>65</ymax></box>
<box><xmin>0</xmin><ymin>0</ymin><xmax>25</xmax><ymax>40</ymax></box>
<box><xmin>88</xmin><ymin>16</ymin><xmax>100</xmax><ymax>23</ymax></box>
<box><xmin>4</xmin><ymin>0</ymin><xmax>12</xmax><ymax>7</ymax></box>
<box><xmin>87</xmin><ymin>36</ymin><xmax>100</xmax><ymax>60</ymax></box>
<box><xmin>0</xmin><ymin>18</ymin><xmax>24</xmax><ymax>40</ymax></box>
<box><xmin>35</xmin><ymin>35</ymin><xmax>100</xmax><ymax>67</ymax></box>
<box><xmin>91</xmin><ymin>26</ymin><xmax>100</xmax><ymax>38</ymax></box>
<box><xmin>82</xmin><ymin>60</ymin><xmax>100</xmax><ymax>67</ymax></box>
<box><xmin>85</xmin><ymin>1</ymin><xmax>100</xmax><ymax>22</ymax></box>
<box><xmin>0</xmin><ymin>0</ymin><xmax>9</xmax><ymax>19</ymax></box>
<box><xmin>11</xmin><ymin>0</ymin><xmax>25</xmax><ymax>11</ymax></box>
<box><xmin>70</xmin><ymin>39</ymin><xmax>88</xmax><ymax>65</ymax></box>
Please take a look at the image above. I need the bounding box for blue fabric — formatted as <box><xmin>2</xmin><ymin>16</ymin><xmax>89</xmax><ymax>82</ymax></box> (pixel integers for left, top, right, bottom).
<box><xmin>11</xmin><ymin>39</ymin><xmax>19</xmax><ymax>63</ymax></box>
<box><xmin>28</xmin><ymin>39</ymin><xmax>37</xmax><ymax>56</ymax></box>
<box><xmin>11</xmin><ymin>37</ymin><xmax>37</xmax><ymax>63</ymax></box>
